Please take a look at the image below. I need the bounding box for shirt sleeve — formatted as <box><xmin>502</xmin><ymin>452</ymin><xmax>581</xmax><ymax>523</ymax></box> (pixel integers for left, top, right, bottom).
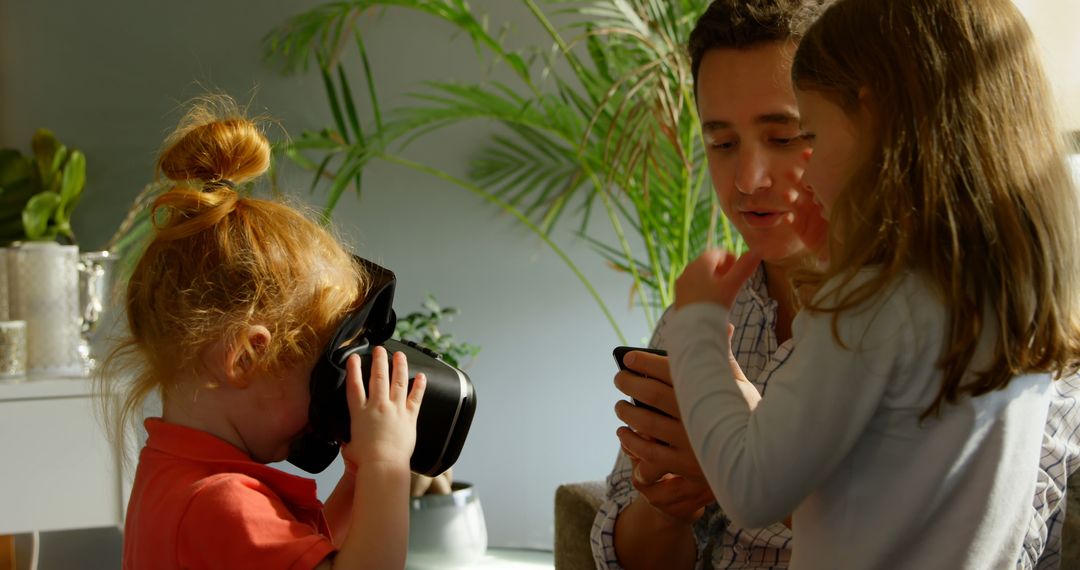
<box><xmin>590</xmin><ymin>449</ymin><xmax>637</xmax><ymax>570</ymax></box>
<box><xmin>178</xmin><ymin>475</ymin><xmax>336</xmax><ymax>570</ymax></box>
<box><xmin>667</xmin><ymin>286</ymin><xmax>910</xmax><ymax>530</ymax></box>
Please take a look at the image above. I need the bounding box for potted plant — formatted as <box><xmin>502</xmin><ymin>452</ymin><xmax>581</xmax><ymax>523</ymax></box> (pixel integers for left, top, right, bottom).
<box><xmin>394</xmin><ymin>295</ymin><xmax>480</xmax><ymax>368</ymax></box>
<box><xmin>0</xmin><ymin>129</ymin><xmax>86</xmax><ymax>245</ymax></box>
<box><xmin>0</xmin><ymin>129</ymin><xmax>94</xmax><ymax>376</ymax></box>
<box><xmin>263</xmin><ymin>0</ymin><xmax>744</xmax><ymax>343</ymax></box>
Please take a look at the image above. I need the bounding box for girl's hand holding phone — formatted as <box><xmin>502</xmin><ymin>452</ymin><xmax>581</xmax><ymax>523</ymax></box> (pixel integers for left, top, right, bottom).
<box><xmin>342</xmin><ymin>347</ymin><xmax>427</xmax><ymax>468</ymax></box>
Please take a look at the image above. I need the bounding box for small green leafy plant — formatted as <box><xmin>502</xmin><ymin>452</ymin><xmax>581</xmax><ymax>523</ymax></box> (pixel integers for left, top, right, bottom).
<box><xmin>394</xmin><ymin>295</ymin><xmax>479</xmax><ymax>368</ymax></box>
<box><xmin>0</xmin><ymin>129</ymin><xmax>86</xmax><ymax>244</ymax></box>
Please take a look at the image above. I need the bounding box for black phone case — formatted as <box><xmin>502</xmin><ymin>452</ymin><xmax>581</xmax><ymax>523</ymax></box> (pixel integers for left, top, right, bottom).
<box><xmin>612</xmin><ymin>346</ymin><xmax>673</xmax><ymax>419</ymax></box>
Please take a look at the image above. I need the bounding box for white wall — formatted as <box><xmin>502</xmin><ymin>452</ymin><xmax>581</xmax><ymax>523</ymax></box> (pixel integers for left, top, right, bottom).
<box><xmin>0</xmin><ymin>0</ymin><xmax>651</xmax><ymax>559</ymax></box>
<box><xmin>1012</xmin><ymin>0</ymin><xmax>1080</xmax><ymax>131</ymax></box>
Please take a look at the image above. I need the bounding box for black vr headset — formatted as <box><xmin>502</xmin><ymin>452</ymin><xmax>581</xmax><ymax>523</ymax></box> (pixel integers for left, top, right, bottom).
<box><xmin>287</xmin><ymin>258</ymin><xmax>476</xmax><ymax>477</ymax></box>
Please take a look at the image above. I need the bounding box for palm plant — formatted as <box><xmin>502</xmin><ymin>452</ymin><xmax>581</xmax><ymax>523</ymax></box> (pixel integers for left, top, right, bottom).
<box><xmin>264</xmin><ymin>0</ymin><xmax>743</xmax><ymax>342</ymax></box>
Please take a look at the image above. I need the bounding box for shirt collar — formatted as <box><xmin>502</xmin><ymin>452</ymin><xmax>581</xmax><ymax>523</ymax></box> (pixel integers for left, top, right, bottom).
<box><xmin>144</xmin><ymin>417</ymin><xmax>253</xmax><ymax>463</ymax></box>
<box><xmin>142</xmin><ymin>418</ymin><xmax>322</xmax><ymax>509</ymax></box>
<box><xmin>742</xmin><ymin>262</ymin><xmax>775</xmax><ymax>310</ymax></box>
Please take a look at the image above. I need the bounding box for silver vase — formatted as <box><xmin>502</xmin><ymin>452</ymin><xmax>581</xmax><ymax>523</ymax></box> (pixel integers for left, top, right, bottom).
<box><xmin>76</xmin><ymin>250</ymin><xmax>119</xmax><ymax>374</ymax></box>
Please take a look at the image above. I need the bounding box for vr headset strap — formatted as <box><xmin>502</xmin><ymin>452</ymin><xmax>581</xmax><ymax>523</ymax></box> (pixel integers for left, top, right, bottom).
<box><xmin>327</xmin><ymin>258</ymin><xmax>398</xmax><ymax>359</ymax></box>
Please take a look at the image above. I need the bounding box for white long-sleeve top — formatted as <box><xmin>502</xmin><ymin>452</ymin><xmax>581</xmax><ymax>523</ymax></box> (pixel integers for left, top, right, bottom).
<box><xmin>668</xmin><ymin>270</ymin><xmax>1051</xmax><ymax>569</ymax></box>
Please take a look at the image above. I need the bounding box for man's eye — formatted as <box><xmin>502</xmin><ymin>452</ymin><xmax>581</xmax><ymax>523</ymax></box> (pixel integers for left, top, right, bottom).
<box><xmin>771</xmin><ymin>133</ymin><xmax>813</xmax><ymax>146</ymax></box>
<box><xmin>709</xmin><ymin>140</ymin><xmax>736</xmax><ymax>151</ymax></box>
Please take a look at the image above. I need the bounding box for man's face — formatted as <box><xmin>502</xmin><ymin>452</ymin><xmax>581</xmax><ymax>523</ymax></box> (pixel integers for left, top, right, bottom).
<box><xmin>697</xmin><ymin>42</ymin><xmax>814</xmax><ymax>265</ymax></box>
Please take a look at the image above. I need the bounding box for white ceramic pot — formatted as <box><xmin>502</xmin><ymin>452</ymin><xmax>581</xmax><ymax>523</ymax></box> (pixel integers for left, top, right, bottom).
<box><xmin>406</xmin><ymin>481</ymin><xmax>488</xmax><ymax>570</ymax></box>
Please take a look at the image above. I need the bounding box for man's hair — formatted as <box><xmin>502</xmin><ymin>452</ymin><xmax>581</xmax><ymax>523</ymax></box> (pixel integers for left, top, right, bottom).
<box><xmin>689</xmin><ymin>0</ymin><xmax>829</xmax><ymax>89</ymax></box>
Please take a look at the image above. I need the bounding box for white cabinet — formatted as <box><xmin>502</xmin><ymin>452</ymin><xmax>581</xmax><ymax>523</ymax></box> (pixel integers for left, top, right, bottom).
<box><xmin>0</xmin><ymin>378</ymin><xmax>129</xmax><ymax>535</ymax></box>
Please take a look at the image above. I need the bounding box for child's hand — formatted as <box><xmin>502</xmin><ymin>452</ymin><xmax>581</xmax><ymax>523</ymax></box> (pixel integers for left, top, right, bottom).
<box><xmin>332</xmin><ymin>347</ymin><xmax>425</xmax><ymax>569</ymax></box>
<box><xmin>785</xmin><ymin>147</ymin><xmax>829</xmax><ymax>261</ymax></box>
<box><xmin>341</xmin><ymin>347</ymin><xmax>426</xmax><ymax>469</ymax></box>
<box><xmin>791</xmin><ymin>187</ymin><xmax>829</xmax><ymax>262</ymax></box>
<box><xmin>675</xmin><ymin>249</ymin><xmax>761</xmax><ymax>310</ymax></box>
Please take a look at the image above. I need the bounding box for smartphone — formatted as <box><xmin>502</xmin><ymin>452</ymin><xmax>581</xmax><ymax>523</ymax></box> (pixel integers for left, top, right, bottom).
<box><xmin>613</xmin><ymin>346</ymin><xmax>673</xmax><ymax>419</ymax></box>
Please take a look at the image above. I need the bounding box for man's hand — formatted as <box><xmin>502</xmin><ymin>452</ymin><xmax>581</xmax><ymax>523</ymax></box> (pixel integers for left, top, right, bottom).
<box><xmin>630</xmin><ymin>465</ymin><xmax>714</xmax><ymax>524</ymax></box>
<box><xmin>614</xmin><ymin>350</ymin><xmax>715</xmax><ymax>523</ymax></box>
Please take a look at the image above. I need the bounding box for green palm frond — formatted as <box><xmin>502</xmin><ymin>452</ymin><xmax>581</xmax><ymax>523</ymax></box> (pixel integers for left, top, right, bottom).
<box><xmin>264</xmin><ymin>0</ymin><xmax>533</xmax><ymax>84</ymax></box>
<box><xmin>266</xmin><ymin>0</ymin><xmax>740</xmax><ymax>335</ymax></box>
<box><xmin>262</xmin><ymin>2</ymin><xmax>362</xmax><ymax>74</ymax></box>
<box><xmin>468</xmin><ymin>129</ymin><xmax>586</xmax><ymax>229</ymax></box>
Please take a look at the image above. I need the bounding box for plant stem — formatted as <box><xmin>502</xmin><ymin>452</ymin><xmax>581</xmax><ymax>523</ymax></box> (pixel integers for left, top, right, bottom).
<box><xmin>327</xmin><ymin>7</ymin><xmax>363</xmax><ymax>71</ymax></box>
<box><xmin>356</xmin><ymin>31</ymin><xmax>383</xmax><ymax>134</ymax></box>
<box><xmin>521</xmin><ymin>0</ymin><xmax>590</xmax><ymax>85</ymax></box>
<box><xmin>592</xmin><ymin>176</ymin><xmax>653</xmax><ymax>328</ymax></box>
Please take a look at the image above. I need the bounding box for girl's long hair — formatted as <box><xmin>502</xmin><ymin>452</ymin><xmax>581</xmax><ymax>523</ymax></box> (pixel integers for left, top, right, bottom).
<box><xmin>792</xmin><ymin>0</ymin><xmax>1080</xmax><ymax>416</ymax></box>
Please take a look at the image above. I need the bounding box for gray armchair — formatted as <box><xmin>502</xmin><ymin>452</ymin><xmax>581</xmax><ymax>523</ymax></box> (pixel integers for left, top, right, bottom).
<box><xmin>554</xmin><ymin>477</ymin><xmax>1080</xmax><ymax>570</ymax></box>
<box><xmin>554</xmin><ymin>481</ymin><xmax>608</xmax><ymax>570</ymax></box>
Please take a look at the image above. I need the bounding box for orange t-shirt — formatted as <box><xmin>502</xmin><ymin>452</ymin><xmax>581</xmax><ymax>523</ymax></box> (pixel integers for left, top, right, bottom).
<box><xmin>123</xmin><ymin>418</ymin><xmax>336</xmax><ymax>569</ymax></box>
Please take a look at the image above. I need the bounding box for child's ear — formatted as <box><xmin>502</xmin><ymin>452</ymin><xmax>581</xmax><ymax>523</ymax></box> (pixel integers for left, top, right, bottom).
<box><xmin>225</xmin><ymin>325</ymin><xmax>272</xmax><ymax>388</ymax></box>
<box><xmin>856</xmin><ymin>86</ymin><xmax>876</xmax><ymax>118</ymax></box>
